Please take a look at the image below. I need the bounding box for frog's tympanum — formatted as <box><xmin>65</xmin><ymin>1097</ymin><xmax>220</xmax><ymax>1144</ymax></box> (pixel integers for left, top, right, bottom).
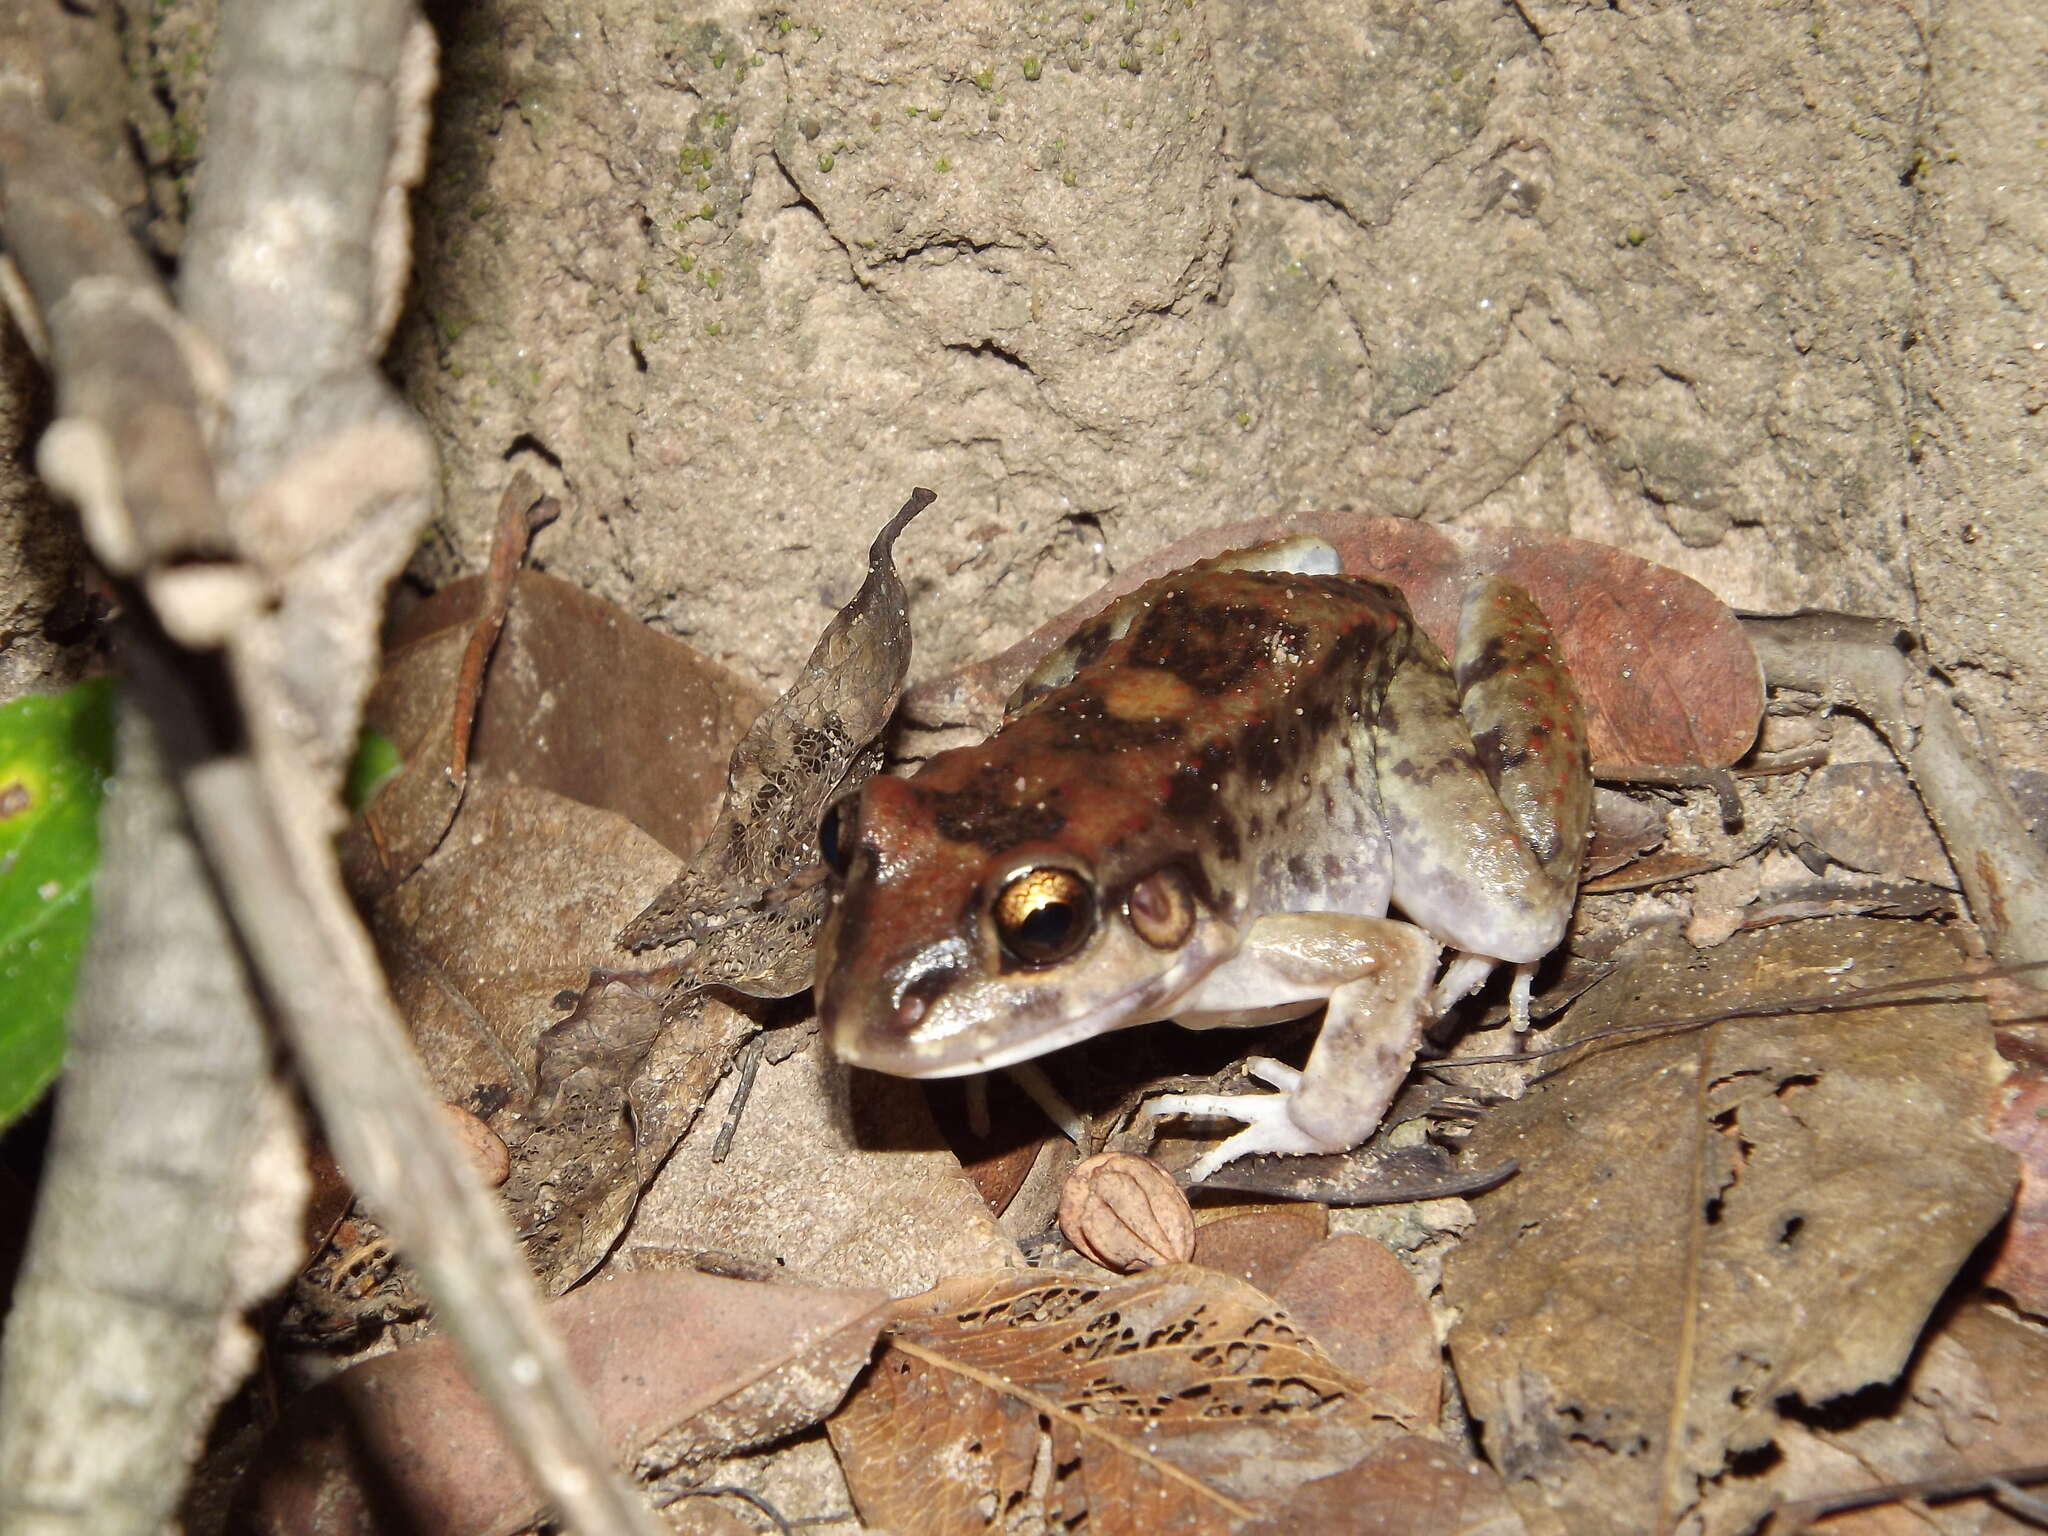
<box><xmin>814</xmin><ymin>539</ymin><xmax>1591</xmax><ymax>1179</ymax></box>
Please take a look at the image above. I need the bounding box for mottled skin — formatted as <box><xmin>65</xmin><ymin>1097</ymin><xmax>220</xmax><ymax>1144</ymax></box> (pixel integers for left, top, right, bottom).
<box><xmin>815</xmin><ymin>540</ymin><xmax>1592</xmax><ymax>1178</ymax></box>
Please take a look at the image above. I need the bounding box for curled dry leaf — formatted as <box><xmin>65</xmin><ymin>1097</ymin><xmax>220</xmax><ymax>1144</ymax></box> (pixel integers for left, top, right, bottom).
<box><xmin>827</xmin><ymin>1265</ymin><xmax>1421</xmax><ymax>1535</ymax></box>
<box><xmin>1193</xmin><ymin>1138</ymin><xmax>1518</xmax><ymax>1207</ymax></box>
<box><xmin>907</xmin><ymin>511</ymin><xmax>1762</xmax><ymax>773</ymax></box>
<box><xmin>1058</xmin><ymin>1151</ymin><xmax>1195</xmax><ymax>1272</ymax></box>
<box><xmin>618</xmin><ymin>489</ymin><xmax>932</xmax><ymax>996</ymax></box>
<box><xmin>1443</xmin><ymin>918</ymin><xmax>2017</xmax><ymax>1536</ymax></box>
<box><xmin>1796</xmin><ymin>760</ymin><xmax>1959</xmax><ymax>890</ymax></box>
<box><xmin>236</xmin><ymin>1270</ymin><xmax>890</xmax><ymax>1536</ymax></box>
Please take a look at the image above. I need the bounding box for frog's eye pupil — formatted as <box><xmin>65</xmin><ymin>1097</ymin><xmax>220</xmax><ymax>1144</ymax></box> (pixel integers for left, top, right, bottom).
<box><xmin>994</xmin><ymin>867</ymin><xmax>1095</xmax><ymax>967</ymax></box>
<box><xmin>819</xmin><ymin>801</ymin><xmax>856</xmax><ymax>877</ymax></box>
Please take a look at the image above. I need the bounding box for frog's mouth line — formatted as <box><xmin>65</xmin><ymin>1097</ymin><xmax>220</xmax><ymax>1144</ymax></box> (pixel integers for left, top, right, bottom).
<box><xmin>880</xmin><ymin>944</ymin><xmax>1228</xmax><ymax>1079</ymax></box>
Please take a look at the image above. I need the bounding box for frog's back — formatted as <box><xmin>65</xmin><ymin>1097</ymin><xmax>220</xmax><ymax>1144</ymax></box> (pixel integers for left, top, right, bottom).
<box><xmin>918</xmin><ymin>556</ymin><xmax>1419</xmax><ymax>926</ymax></box>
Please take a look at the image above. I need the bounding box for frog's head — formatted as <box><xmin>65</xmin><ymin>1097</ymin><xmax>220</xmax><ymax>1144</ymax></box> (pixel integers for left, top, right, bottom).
<box><xmin>814</xmin><ymin>771</ymin><xmax>1236</xmax><ymax>1077</ymax></box>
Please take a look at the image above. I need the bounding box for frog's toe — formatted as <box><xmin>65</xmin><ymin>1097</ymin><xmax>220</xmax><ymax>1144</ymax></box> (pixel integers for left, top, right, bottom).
<box><xmin>1146</xmin><ymin>1088</ymin><xmax>1337</xmax><ymax>1181</ymax></box>
<box><xmin>1242</xmin><ymin>1057</ymin><xmax>1303</xmax><ymax>1093</ymax></box>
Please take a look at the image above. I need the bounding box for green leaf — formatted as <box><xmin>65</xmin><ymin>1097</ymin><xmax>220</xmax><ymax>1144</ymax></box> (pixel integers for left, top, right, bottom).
<box><xmin>0</xmin><ymin>677</ymin><xmax>116</xmax><ymax>1128</ymax></box>
<box><xmin>345</xmin><ymin>725</ymin><xmax>404</xmax><ymax>812</ymax></box>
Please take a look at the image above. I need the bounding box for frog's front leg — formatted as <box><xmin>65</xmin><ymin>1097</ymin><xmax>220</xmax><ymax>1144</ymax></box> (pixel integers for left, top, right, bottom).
<box><xmin>1144</xmin><ymin>914</ymin><xmax>1440</xmax><ymax>1181</ymax></box>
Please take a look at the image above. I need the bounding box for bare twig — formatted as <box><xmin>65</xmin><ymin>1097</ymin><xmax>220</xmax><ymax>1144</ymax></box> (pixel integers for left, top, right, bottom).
<box><xmin>450</xmin><ymin>472</ymin><xmax>556</xmax><ymax>783</ymax></box>
<box><xmin>0</xmin><ymin>63</ymin><xmax>229</xmax><ymax>587</ymax></box>
<box><xmin>0</xmin><ymin>702</ymin><xmax>301</xmax><ymax>1536</ymax></box>
<box><xmin>1422</xmin><ymin>960</ymin><xmax>2048</xmax><ymax>1071</ymax></box>
<box><xmin>0</xmin><ymin>37</ymin><xmax>281</xmax><ymax>1535</ymax></box>
<box><xmin>1762</xmin><ymin>1460</ymin><xmax>2048</xmax><ymax>1534</ymax></box>
<box><xmin>1746</xmin><ymin>613</ymin><xmax>2048</xmax><ymax>967</ymax></box>
<box><xmin>0</xmin><ymin>1</ymin><xmax>663</xmax><ymax>1531</ymax></box>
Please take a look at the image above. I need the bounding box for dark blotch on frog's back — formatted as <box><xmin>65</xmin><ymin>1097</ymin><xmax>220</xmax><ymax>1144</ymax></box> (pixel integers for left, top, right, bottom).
<box><xmin>1236</xmin><ymin>714</ymin><xmax>1298</xmax><ymax>786</ymax></box>
<box><xmin>1060</xmin><ymin>613</ymin><xmax>1122</xmax><ymax>675</ymax></box>
<box><xmin>1043</xmin><ymin>690</ymin><xmax>1186</xmax><ymax>753</ymax></box>
<box><xmin>1470</xmin><ymin>722</ymin><xmax>1535</xmax><ymax>784</ymax></box>
<box><xmin>926</xmin><ymin>781</ymin><xmax>1068</xmax><ymax>851</ymax></box>
<box><xmin>1457</xmin><ymin>632</ymin><xmax>1518</xmax><ymax>692</ymax></box>
<box><xmin>1126</xmin><ymin>588</ymin><xmax>1312</xmax><ymax>698</ymax></box>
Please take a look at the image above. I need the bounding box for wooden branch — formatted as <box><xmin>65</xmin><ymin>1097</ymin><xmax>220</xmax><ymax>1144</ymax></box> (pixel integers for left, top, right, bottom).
<box><xmin>0</xmin><ymin>701</ymin><xmax>298</xmax><ymax>1536</ymax></box>
<box><xmin>1745</xmin><ymin>613</ymin><xmax>2048</xmax><ymax>967</ymax></box>
<box><xmin>0</xmin><ymin>0</ymin><xmax>664</xmax><ymax>1530</ymax></box>
<box><xmin>0</xmin><ymin>75</ymin><xmax>227</xmax><ymax>580</ymax></box>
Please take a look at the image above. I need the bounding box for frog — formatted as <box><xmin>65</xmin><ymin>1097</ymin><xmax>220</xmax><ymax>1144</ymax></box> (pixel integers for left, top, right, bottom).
<box><xmin>812</xmin><ymin>537</ymin><xmax>1592</xmax><ymax>1180</ymax></box>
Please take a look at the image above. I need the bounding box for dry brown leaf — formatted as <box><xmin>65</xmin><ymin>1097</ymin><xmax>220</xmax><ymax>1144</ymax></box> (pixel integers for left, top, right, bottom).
<box><xmin>1271</xmin><ymin>1234</ymin><xmax>1442</xmax><ymax>1428</ymax></box>
<box><xmin>346</xmin><ymin>568</ymin><xmax>766</xmax><ymax>893</ymax></box>
<box><xmin>372</xmin><ymin>782</ymin><xmax>684</xmax><ymax>1112</ymax></box>
<box><xmin>1443</xmin><ymin>919</ymin><xmax>2017</xmax><ymax>1536</ymax></box>
<box><xmin>906</xmin><ymin>512</ymin><xmax>1761</xmax><ymax>773</ymax></box>
<box><xmin>340</xmin><ymin>570</ymin><xmax>775</xmax><ymax>1291</ymax></box>
<box><xmin>619</xmin><ymin>489</ymin><xmax>930</xmax><ymax>996</ymax></box>
<box><xmin>622</xmin><ymin>1039</ymin><xmax>1020</xmax><ymax>1297</ymax></box>
<box><xmin>1718</xmin><ymin>1298</ymin><xmax>2048</xmax><ymax>1535</ymax></box>
<box><xmin>1192</xmin><ymin>1203</ymin><xmax>1331</xmax><ymax>1295</ymax></box>
<box><xmin>1986</xmin><ymin>1065</ymin><xmax>2048</xmax><ymax>1317</ymax></box>
<box><xmin>235</xmin><ymin>1270</ymin><xmax>889</xmax><ymax>1536</ymax></box>
<box><xmin>368</xmin><ymin>782</ymin><xmax>751</xmax><ymax>1293</ymax></box>
<box><xmin>1797</xmin><ymin>762</ymin><xmax>1959</xmax><ymax>890</ymax></box>
<box><xmin>1585</xmin><ymin>787</ymin><xmax>1669</xmax><ymax>880</ymax></box>
<box><xmin>1244</xmin><ymin>1436</ymin><xmax>1529</xmax><ymax>1536</ymax></box>
<box><xmin>827</xmin><ymin>1265</ymin><xmax>1419</xmax><ymax>1534</ymax></box>
<box><xmin>927</xmin><ymin>1072</ymin><xmax>1064</xmax><ymax>1217</ymax></box>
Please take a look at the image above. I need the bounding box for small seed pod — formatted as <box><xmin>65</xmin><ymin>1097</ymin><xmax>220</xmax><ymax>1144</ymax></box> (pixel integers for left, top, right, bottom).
<box><xmin>1058</xmin><ymin>1151</ymin><xmax>1195</xmax><ymax>1273</ymax></box>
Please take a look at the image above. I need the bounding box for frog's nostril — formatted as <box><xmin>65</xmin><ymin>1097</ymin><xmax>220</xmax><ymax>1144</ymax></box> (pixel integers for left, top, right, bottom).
<box><xmin>891</xmin><ymin>964</ymin><xmax>959</xmax><ymax>1038</ymax></box>
<box><xmin>895</xmin><ymin>990</ymin><xmax>930</xmax><ymax>1032</ymax></box>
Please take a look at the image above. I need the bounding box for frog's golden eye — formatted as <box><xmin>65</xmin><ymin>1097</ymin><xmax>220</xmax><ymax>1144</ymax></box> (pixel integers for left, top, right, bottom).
<box><xmin>818</xmin><ymin>797</ymin><xmax>859</xmax><ymax>878</ymax></box>
<box><xmin>993</xmin><ymin>867</ymin><xmax>1095</xmax><ymax>967</ymax></box>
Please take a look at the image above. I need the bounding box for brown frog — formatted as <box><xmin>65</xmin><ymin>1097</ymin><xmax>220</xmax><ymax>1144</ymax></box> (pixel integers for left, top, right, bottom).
<box><xmin>814</xmin><ymin>539</ymin><xmax>1591</xmax><ymax>1179</ymax></box>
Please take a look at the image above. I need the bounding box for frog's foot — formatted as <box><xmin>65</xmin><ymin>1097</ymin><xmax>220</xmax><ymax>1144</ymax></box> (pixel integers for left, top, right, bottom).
<box><xmin>1432</xmin><ymin>952</ymin><xmax>1496</xmax><ymax>1015</ymax></box>
<box><xmin>1145</xmin><ymin>1058</ymin><xmax>1347</xmax><ymax>1182</ymax></box>
<box><xmin>1431</xmin><ymin>955</ymin><xmax>1537</xmax><ymax>1035</ymax></box>
<box><xmin>1508</xmin><ymin>963</ymin><xmax>1534</xmax><ymax>1035</ymax></box>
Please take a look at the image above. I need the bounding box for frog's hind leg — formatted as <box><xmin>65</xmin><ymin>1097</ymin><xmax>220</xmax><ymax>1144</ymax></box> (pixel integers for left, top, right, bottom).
<box><xmin>1146</xmin><ymin>915</ymin><xmax>1439</xmax><ymax>1181</ymax></box>
<box><xmin>1453</xmin><ymin>575</ymin><xmax>1593</xmax><ymax>892</ymax></box>
<box><xmin>1379</xmin><ymin>576</ymin><xmax>1591</xmax><ymax>969</ymax></box>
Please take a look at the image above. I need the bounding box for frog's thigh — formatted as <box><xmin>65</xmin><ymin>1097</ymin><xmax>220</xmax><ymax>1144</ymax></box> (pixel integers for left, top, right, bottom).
<box><xmin>1377</xmin><ymin>634</ymin><xmax>1572</xmax><ymax>963</ymax></box>
<box><xmin>1454</xmin><ymin>576</ymin><xmax>1592</xmax><ymax>892</ymax></box>
<box><xmin>1260</xmin><ymin>914</ymin><xmax>1440</xmax><ymax>1150</ymax></box>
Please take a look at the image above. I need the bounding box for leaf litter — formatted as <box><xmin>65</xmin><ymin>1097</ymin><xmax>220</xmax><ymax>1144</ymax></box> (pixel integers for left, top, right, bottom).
<box><xmin>283</xmin><ymin>509</ymin><xmax>2048</xmax><ymax>1535</ymax></box>
<box><xmin>238</xmin><ymin>1270</ymin><xmax>891</xmax><ymax>1536</ymax></box>
<box><xmin>1442</xmin><ymin>918</ymin><xmax>2017</xmax><ymax>1536</ymax></box>
<box><xmin>826</xmin><ymin>1265</ymin><xmax>1425</xmax><ymax>1535</ymax></box>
